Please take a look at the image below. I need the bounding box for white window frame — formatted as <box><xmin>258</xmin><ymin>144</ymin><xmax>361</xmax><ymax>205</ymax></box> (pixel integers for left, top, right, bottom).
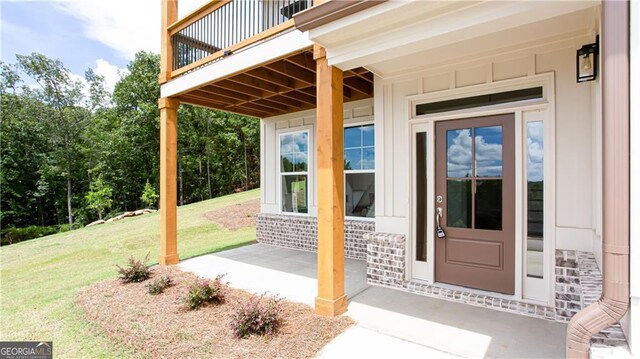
<box><xmin>277</xmin><ymin>127</ymin><xmax>313</xmax><ymax>216</ymax></box>
<box><xmin>344</xmin><ymin>121</ymin><xmax>376</xmax><ymax>221</ymax></box>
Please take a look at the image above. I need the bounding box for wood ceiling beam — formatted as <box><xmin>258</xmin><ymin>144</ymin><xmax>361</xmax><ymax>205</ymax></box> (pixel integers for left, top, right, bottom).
<box><xmin>280</xmin><ymin>89</ymin><xmax>317</xmax><ymax>106</ymax></box>
<box><xmin>284</xmin><ymin>51</ymin><xmax>316</xmax><ymax>72</ymax></box>
<box><xmin>343</xmin><ymin>76</ymin><xmax>372</xmax><ymax>95</ymax></box>
<box><xmin>178</xmin><ymin>95</ymin><xmax>266</xmax><ymax>118</ymax></box>
<box><xmin>212</xmin><ymin>80</ymin><xmax>270</xmax><ymax>98</ymax></box>
<box><xmin>228</xmin><ymin>73</ymin><xmax>282</xmax><ymax>94</ymax></box>
<box><xmin>253</xmin><ymin>98</ymin><xmax>299</xmax><ymax>112</ymax></box>
<box><xmin>264</xmin><ymin>60</ymin><xmax>315</xmax><ymax>85</ymax></box>
<box><xmin>231</xmin><ymin>101</ymin><xmax>282</xmax><ymax>116</ymax></box>
<box><xmin>200</xmin><ymin>85</ymin><xmax>257</xmax><ymax>102</ymax></box>
<box><xmin>245</xmin><ymin>67</ymin><xmax>308</xmax><ymax>90</ymax></box>
<box><xmin>191</xmin><ymin>89</ymin><xmax>241</xmax><ymax>105</ymax></box>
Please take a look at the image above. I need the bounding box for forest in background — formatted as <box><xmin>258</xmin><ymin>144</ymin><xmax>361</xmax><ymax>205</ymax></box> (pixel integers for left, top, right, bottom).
<box><xmin>0</xmin><ymin>52</ymin><xmax>260</xmax><ymax>244</ymax></box>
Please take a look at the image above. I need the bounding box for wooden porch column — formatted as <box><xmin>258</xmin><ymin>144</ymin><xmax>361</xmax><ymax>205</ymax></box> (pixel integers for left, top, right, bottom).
<box><xmin>159</xmin><ymin>0</ymin><xmax>178</xmax><ymax>84</ymax></box>
<box><xmin>159</xmin><ymin>97</ymin><xmax>180</xmax><ymax>265</ymax></box>
<box><xmin>314</xmin><ymin>45</ymin><xmax>347</xmax><ymax>317</ymax></box>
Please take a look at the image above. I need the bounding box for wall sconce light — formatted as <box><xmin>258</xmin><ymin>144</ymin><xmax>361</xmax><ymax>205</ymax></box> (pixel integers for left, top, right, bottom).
<box><xmin>577</xmin><ymin>35</ymin><xmax>599</xmax><ymax>83</ymax></box>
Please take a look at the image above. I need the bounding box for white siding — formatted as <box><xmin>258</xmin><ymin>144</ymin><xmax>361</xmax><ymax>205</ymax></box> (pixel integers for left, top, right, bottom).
<box><xmin>375</xmin><ymin>36</ymin><xmax>601</xmax><ymax>252</ymax></box>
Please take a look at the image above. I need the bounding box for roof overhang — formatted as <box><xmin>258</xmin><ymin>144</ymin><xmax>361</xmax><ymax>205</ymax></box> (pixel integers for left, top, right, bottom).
<box><xmin>301</xmin><ymin>0</ymin><xmax>601</xmax><ymax>76</ymax></box>
<box><xmin>293</xmin><ymin>0</ymin><xmax>387</xmax><ymax>32</ymax></box>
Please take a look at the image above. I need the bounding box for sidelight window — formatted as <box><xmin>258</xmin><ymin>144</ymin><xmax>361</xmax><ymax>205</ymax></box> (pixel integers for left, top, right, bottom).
<box><xmin>526</xmin><ymin>121</ymin><xmax>544</xmax><ymax>279</ymax></box>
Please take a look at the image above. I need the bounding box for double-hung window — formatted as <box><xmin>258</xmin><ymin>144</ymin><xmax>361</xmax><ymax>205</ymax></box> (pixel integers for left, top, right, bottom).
<box><xmin>280</xmin><ymin>131</ymin><xmax>309</xmax><ymax>214</ymax></box>
<box><xmin>344</xmin><ymin>124</ymin><xmax>375</xmax><ymax>218</ymax></box>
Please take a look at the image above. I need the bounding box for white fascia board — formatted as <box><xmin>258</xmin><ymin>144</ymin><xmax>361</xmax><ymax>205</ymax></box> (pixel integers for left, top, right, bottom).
<box><xmin>161</xmin><ymin>30</ymin><xmax>313</xmax><ymax>98</ymax></box>
<box><xmin>316</xmin><ymin>0</ymin><xmax>598</xmax><ymax>71</ymax></box>
<box><xmin>308</xmin><ymin>0</ymin><xmax>414</xmax><ymax>39</ymax></box>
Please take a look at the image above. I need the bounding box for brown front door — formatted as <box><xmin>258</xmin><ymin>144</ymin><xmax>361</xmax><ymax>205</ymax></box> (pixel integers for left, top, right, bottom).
<box><xmin>434</xmin><ymin>114</ymin><xmax>515</xmax><ymax>294</ymax></box>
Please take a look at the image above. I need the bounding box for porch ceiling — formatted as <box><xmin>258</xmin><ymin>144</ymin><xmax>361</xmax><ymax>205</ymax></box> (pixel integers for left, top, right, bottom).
<box><xmin>176</xmin><ymin>49</ymin><xmax>374</xmax><ymax>118</ymax></box>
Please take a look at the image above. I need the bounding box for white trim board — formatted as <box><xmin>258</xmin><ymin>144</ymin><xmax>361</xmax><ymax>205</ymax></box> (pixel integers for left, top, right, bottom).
<box><xmin>160</xmin><ymin>30</ymin><xmax>313</xmax><ymax>98</ymax></box>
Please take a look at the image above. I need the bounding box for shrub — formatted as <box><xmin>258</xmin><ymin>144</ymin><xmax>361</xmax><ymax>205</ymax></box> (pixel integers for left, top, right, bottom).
<box><xmin>147</xmin><ymin>276</ymin><xmax>173</xmax><ymax>295</ymax></box>
<box><xmin>116</xmin><ymin>253</ymin><xmax>151</xmax><ymax>283</ymax></box>
<box><xmin>230</xmin><ymin>294</ymin><xmax>283</xmax><ymax>338</ymax></box>
<box><xmin>183</xmin><ymin>275</ymin><xmax>226</xmax><ymax>310</ymax></box>
<box><xmin>0</xmin><ymin>225</ymin><xmax>59</xmax><ymax>246</ymax></box>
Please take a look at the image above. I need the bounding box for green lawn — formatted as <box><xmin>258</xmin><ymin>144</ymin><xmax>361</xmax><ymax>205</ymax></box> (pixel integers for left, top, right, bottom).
<box><xmin>0</xmin><ymin>189</ymin><xmax>260</xmax><ymax>358</ymax></box>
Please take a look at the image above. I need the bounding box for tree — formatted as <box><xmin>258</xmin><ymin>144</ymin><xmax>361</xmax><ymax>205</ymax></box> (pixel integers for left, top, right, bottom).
<box><xmin>141</xmin><ymin>181</ymin><xmax>159</xmax><ymax>209</ymax></box>
<box><xmin>85</xmin><ymin>176</ymin><xmax>112</xmax><ymax>220</ymax></box>
<box><xmin>16</xmin><ymin>53</ymin><xmax>88</xmax><ymax>225</ymax></box>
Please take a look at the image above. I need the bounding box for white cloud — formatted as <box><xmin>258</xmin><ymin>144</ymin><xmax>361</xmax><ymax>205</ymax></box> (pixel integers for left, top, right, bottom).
<box><xmin>94</xmin><ymin>58</ymin><xmax>124</xmax><ymax>94</ymax></box>
<box><xmin>51</xmin><ymin>0</ymin><xmax>209</xmax><ymax>60</ymax></box>
<box><xmin>446</xmin><ymin>128</ymin><xmax>505</xmax><ymax>178</ymax></box>
<box><xmin>52</xmin><ymin>0</ymin><xmax>160</xmax><ymax>60</ymax></box>
<box><xmin>64</xmin><ymin>59</ymin><xmax>125</xmax><ymax>107</ymax></box>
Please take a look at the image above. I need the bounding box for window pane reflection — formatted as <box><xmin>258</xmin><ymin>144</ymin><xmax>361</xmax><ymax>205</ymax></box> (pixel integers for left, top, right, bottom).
<box><xmin>475</xmin><ymin>126</ymin><xmax>503</xmax><ymax>177</ymax></box>
<box><xmin>447</xmin><ymin>129</ymin><xmax>472</xmax><ymax>178</ymax></box>
<box><xmin>475</xmin><ymin>180</ymin><xmax>502</xmax><ymax>230</ymax></box>
<box><xmin>447</xmin><ymin>179</ymin><xmax>472</xmax><ymax>228</ymax></box>
<box><xmin>282</xmin><ymin>175</ymin><xmax>308</xmax><ymax>214</ymax></box>
<box><xmin>526</xmin><ymin>121</ymin><xmax>544</xmax><ymax>279</ymax></box>
<box><xmin>345</xmin><ymin>173</ymin><xmax>375</xmax><ymax>218</ymax></box>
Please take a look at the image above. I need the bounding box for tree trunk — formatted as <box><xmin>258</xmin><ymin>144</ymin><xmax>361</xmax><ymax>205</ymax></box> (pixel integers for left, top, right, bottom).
<box><xmin>198</xmin><ymin>159</ymin><xmax>203</xmax><ymax>201</ymax></box>
<box><xmin>178</xmin><ymin>150</ymin><xmax>184</xmax><ymax>206</ymax></box>
<box><xmin>98</xmin><ymin>210</ymin><xmax>102</xmax><ymax>220</ymax></box>
<box><xmin>206</xmin><ymin>157</ymin><xmax>212</xmax><ymax>199</ymax></box>
<box><xmin>64</xmin><ymin>134</ymin><xmax>74</xmax><ymax>225</ymax></box>
<box><xmin>38</xmin><ymin>196</ymin><xmax>44</xmax><ymax>227</ymax></box>
<box><xmin>243</xmin><ymin>130</ymin><xmax>249</xmax><ymax>191</ymax></box>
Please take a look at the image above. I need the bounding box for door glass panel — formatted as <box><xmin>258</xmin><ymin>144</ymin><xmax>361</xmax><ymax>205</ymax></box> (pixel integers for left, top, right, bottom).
<box><xmin>415</xmin><ymin>132</ymin><xmax>427</xmax><ymax>262</ymax></box>
<box><xmin>475</xmin><ymin>126</ymin><xmax>503</xmax><ymax>177</ymax></box>
<box><xmin>475</xmin><ymin>180</ymin><xmax>503</xmax><ymax>230</ymax></box>
<box><xmin>447</xmin><ymin>129</ymin><xmax>472</xmax><ymax>177</ymax></box>
<box><xmin>447</xmin><ymin>179</ymin><xmax>472</xmax><ymax>228</ymax></box>
<box><xmin>526</xmin><ymin>121</ymin><xmax>544</xmax><ymax>278</ymax></box>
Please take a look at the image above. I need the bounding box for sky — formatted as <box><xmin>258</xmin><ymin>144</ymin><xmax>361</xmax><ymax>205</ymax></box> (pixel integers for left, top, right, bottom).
<box><xmin>1</xmin><ymin>0</ymin><xmax>206</xmax><ymax>93</ymax></box>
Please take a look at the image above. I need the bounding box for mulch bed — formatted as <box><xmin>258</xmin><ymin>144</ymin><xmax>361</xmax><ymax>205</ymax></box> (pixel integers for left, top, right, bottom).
<box><xmin>204</xmin><ymin>199</ymin><xmax>260</xmax><ymax>230</ymax></box>
<box><xmin>76</xmin><ymin>267</ymin><xmax>353</xmax><ymax>358</ymax></box>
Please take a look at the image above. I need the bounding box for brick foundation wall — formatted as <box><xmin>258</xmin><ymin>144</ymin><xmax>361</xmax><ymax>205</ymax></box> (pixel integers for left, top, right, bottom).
<box><xmin>255</xmin><ymin>213</ymin><xmax>375</xmax><ymax>260</ymax></box>
<box><xmin>364</xmin><ymin>232</ymin><xmax>625</xmax><ymax>346</ymax></box>
<box><xmin>365</xmin><ymin>232</ymin><xmax>406</xmax><ymax>287</ymax></box>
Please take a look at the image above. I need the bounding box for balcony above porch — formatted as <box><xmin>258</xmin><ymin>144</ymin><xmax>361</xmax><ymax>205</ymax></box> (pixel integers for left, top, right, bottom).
<box><xmin>159</xmin><ymin>0</ymin><xmax>374</xmax><ymax>118</ymax></box>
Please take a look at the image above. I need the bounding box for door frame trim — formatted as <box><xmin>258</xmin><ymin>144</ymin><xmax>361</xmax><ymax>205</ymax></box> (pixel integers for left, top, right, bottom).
<box><xmin>406</xmin><ymin>72</ymin><xmax>556</xmax><ymax>306</ymax></box>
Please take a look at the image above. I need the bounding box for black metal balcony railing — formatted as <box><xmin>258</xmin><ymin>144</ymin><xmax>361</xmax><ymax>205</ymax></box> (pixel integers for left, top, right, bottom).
<box><xmin>171</xmin><ymin>0</ymin><xmax>313</xmax><ymax>74</ymax></box>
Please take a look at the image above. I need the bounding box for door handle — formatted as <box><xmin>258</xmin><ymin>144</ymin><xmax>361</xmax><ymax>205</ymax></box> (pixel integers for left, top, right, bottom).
<box><xmin>436</xmin><ymin>207</ymin><xmax>446</xmax><ymax>239</ymax></box>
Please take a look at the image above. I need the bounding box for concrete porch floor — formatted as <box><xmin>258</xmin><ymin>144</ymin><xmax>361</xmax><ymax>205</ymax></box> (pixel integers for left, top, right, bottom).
<box><xmin>179</xmin><ymin>243</ymin><xmax>567</xmax><ymax>358</ymax></box>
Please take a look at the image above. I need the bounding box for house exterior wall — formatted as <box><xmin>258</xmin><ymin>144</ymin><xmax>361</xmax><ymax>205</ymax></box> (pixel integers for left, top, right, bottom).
<box><xmin>374</xmin><ymin>36</ymin><xmax>602</xmax><ymax>254</ymax></box>
<box><xmin>257</xmin><ymin>31</ymin><xmax>606</xmax><ymax>323</ymax></box>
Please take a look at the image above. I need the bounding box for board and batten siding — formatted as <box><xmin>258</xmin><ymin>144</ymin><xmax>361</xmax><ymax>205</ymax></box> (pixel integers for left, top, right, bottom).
<box><xmin>260</xmin><ymin>98</ymin><xmax>375</xmax><ymax>216</ymax></box>
<box><xmin>374</xmin><ymin>35</ymin><xmax>603</xmax><ymax>265</ymax></box>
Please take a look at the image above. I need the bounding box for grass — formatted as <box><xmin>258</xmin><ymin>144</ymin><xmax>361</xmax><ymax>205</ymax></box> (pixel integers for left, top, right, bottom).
<box><xmin>0</xmin><ymin>189</ymin><xmax>260</xmax><ymax>358</ymax></box>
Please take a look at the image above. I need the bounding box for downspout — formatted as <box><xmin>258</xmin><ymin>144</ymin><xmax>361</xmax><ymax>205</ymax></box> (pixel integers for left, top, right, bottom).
<box><xmin>566</xmin><ymin>1</ymin><xmax>630</xmax><ymax>358</ymax></box>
